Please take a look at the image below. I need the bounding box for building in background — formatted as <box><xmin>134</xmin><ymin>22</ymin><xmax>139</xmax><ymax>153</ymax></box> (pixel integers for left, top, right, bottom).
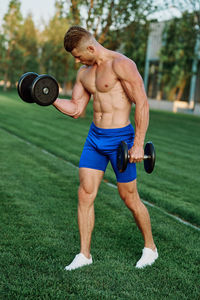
<box><xmin>144</xmin><ymin>21</ymin><xmax>200</xmax><ymax>105</ymax></box>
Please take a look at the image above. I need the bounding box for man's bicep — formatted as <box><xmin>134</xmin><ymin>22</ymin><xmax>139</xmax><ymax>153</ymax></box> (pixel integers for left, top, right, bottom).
<box><xmin>122</xmin><ymin>76</ymin><xmax>147</xmax><ymax>105</ymax></box>
<box><xmin>71</xmin><ymin>74</ymin><xmax>91</xmax><ymax>110</ymax></box>
<box><xmin>72</xmin><ymin>79</ymin><xmax>90</xmax><ymax>101</ymax></box>
<box><xmin>71</xmin><ymin>76</ymin><xmax>91</xmax><ymax>117</ymax></box>
<box><xmin>114</xmin><ymin>58</ymin><xmax>147</xmax><ymax>103</ymax></box>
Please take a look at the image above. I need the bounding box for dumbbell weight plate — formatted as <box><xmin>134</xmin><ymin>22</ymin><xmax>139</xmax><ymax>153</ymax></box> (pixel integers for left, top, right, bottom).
<box><xmin>31</xmin><ymin>74</ymin><xmax>59</xmax><ymax>106</ymax></box>
<box><xmin>117</xmin><ymin>141</ymin><xmax>129</xmax><ymax>173</ymax></box>
<box><xmin>144</xmin><ymin>142</ymin><xmax>156</xmax><ymax>174</ymax></box>
<box><xmin>17</xmin><ymin>72</ymin><xmax>38</xmax><ymax>103</ymax></box>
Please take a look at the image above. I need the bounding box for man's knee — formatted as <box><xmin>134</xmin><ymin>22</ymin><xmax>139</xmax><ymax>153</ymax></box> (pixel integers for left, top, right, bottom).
<box><xmin>78</xmin><ymin>168</ymin><xmax>104</xmax><ymax>205</ymax></box>
<box><xmin>78</xmin><ymin>183</ymin><xmax>97</xmax><ymax>205</ymax></box>
<box><xmin>118</xmin><ymin>181</ymin><xmax>141</xmax><ymax>211</ymax></box>
<box><xmin>118</xmin><ymin>180</ymin><xmax>137</xmax><ymax>200</ymax></box>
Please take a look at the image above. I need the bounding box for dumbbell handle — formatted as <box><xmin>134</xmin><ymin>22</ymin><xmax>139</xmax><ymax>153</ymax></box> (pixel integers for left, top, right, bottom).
<box><xmin>128</xmin><ymin>154</ymin><xmax>151</xmax><ymax>160</ymax></box>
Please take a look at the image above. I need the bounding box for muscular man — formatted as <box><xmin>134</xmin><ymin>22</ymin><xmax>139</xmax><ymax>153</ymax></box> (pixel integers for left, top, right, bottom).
<box><xmin>53</xmin><ymin>26</ymin><xmax>158</xmax><ymax>270</ymax></box>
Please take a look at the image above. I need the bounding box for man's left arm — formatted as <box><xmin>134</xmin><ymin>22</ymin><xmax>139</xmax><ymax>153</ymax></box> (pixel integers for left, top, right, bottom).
<box><xmin>113</xmin><ymin>57</ymin><xmax>149</xmax><ymax>162</ymax></box>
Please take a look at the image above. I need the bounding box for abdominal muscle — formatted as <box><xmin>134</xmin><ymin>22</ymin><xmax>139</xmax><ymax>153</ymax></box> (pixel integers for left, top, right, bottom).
<box><xmin>92</xmin><ymin>83</ymin><xmax>132</xmax><ymax>129</ymax></box>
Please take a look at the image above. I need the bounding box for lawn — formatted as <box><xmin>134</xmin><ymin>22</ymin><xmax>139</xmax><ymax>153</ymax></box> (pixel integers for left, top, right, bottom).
<box><xmin>0</xmin><ymin>90</ymin><xmax>199</xmax><ymax>299</ymax></box>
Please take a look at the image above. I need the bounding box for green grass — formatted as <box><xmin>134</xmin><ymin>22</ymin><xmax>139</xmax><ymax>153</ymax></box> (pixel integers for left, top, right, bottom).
<box><xmin>0</xmin><ymin>90</ymin><xmax>200</xmax><ymax>299</ymax></box>
<box><xmin>0</xmin><ymin>90</ymin><xmax>200</xmax><ymax>226</ymax></box>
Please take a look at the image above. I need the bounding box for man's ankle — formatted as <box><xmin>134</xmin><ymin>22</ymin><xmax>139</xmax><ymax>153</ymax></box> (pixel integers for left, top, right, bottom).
<box><xmin>80</xmin><ymin>250</ymin><xmax>91</xmax><ymax>259</ymax></box>
<box><xmin>144</xmin><ymin>244</ymin><xmax>156</xmax><ymax>251</ymax></box>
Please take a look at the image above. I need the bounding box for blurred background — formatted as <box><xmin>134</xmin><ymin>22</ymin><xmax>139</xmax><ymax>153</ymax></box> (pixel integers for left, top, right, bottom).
<box><xmin>0</xmin><ymin>0</ymin><xmax>199</xmax><ymax>112</ymax></box>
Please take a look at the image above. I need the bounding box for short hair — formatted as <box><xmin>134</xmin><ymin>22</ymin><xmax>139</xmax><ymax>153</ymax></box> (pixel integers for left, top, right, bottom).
<box><xmin>64</xmin><ymin>26</ymin><xmax>93</xmax><ymax>52</ymax></box>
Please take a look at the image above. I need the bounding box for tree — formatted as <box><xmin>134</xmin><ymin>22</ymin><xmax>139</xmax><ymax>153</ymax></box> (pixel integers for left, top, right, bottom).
<box><xmin>120</xmin><ymin>21</ymin><xmax>150</xmax><ymax>77</ymax></box>
<box><xmin>0</xmin><ymin>34</ymin><xmax>7</xmax><ymax>82</ymax></box>
<box><xmin>40</xmin><ymin>1</ymin><xmax>76</xmax><ymax>93</ymax></box>
<box><xmin>19</xmin><ymin>14</ymin><xmax>39</xmax><ymax>74</ymax></box>
<box><xmin>65</xmin><ymin>0</ymin><xmax>156</xmax><ymax>45</ymax></box>
<box><xmin>159</xmin><ymin>12</ymin><xmax>197</xmax><ymax>100</ymax></box>
<box><xmin>0</xmin><ymin>1</ymin><xmax>40</xmax><ymax>88</ymax></box>
<box><xmin>61</xmin><ymin>0</ymin><xmax>156</xmax><ymax>78</ymax></box>
<box><xmin>163</xmin><ymin>0</ymin><xmax>200</xmax><ymax>33</ymax></box>
<box><xmin>2</xmin><ymin>0</ymin><xmax>24</xmax><ymax>89</ymax></box>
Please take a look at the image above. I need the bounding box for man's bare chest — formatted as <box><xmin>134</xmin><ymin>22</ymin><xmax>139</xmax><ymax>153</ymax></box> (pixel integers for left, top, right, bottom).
<box><xmin>81</xmin><ymin>64</ymin><xmax>117</xmax><ymax>94</ymax></box>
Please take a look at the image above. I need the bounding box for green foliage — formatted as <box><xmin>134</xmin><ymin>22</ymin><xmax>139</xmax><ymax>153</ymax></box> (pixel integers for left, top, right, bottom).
<box><xmin>120</xmin><ymin>22</ymin><xmax>149</xmax><ymax>76</ymax></box>
<box><xmin>3</xmin><ymin>0</ymin><xmax>23</xmax><ymax>40</ymax></box>
<box><xmin>2</xmin><ymin>0</ymin><xmax>23</xmax><ymax>87</ymax></box>
<box><xmin>0</xmin><ymin>1</ymin><xmax>39</xmax><ymax>87</ymax></box>
<box><xmin>0</xmin><ymin>34</ymin><xmax>7</xmax><ymax>79</ymax></box>
<box><xmin>67</xmin><ymin>0</ymin><xmax>154</xmax><ymax>43</ymax></box>
<box><xmin>19</xmin><ymin>14</ymin><xmax>39</xmax><ymax>73</ymax></box>
<box><xmin>64</xmin><ymin>0</ymin><xmax>152</xmax><ymax>76</ymax></box>
<box><xmin>159</xmin><ymin>12</ymin><xmax>197</xmax><ymax>100</ymax></box>
<box><xmin>39</xmin><ymin>8</ymin><xmax>73</xmax><ymax>85</ymax></box>
<box><xmin>0</xmin><ymin>0</ymin><xmax>152</xmax><ymax>90</ymax></box>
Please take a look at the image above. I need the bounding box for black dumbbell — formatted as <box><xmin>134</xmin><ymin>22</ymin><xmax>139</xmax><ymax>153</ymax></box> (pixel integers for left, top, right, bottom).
<box><xmin>117</xmin><ymin>141</ymin><xmax>156</xmax><ymax>174</ymax></box>
<box><xmin>17</xmin><ymin>72</ymin><xmax>59</xmax><ymax>106</ymax></box>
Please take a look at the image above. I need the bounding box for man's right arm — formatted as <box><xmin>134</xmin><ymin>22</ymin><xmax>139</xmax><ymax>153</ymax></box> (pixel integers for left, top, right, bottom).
<box><xmin>53</xmin><ymin>68</ymin><xmax>90</xmax><ymax>119</ymax></box>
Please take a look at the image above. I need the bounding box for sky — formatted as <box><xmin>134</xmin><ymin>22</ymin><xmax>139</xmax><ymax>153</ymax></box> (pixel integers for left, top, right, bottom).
<box><xmin>0</xmin><ymin>0</ymin><xmax>56</xmax><ymax>28</ymax></box>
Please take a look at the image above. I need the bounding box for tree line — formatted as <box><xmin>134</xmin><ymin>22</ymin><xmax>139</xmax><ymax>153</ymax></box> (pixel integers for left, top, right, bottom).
<box><xmin>0</xmin><ymin>0</ymin><xmax>199</xmax><ymax>101</ymax></box>
<box><xmin>159</xmin><ymin>6</ymin><xmax>199</xmax><ymax>101</ymax></box>
<box><xmin>0</xmin><ymin>0</ymin><xmax>155</xmax><ymax>93</ymax></box>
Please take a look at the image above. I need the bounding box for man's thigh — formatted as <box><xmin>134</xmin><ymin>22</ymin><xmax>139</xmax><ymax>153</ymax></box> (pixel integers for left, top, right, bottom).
<box><xmin>79</xmin><ymin>167</ymin><xmax>104</xmax><ymax>195</ymax></box>
<box><xmin>117</xmin><ymin>179</ymin><xmax>139</xmax><ymax>204</ymax></box>
<box><xmin>109</xmin><ymin>152</ymin><xmax>137</xmax><ymax>183</ymax></box>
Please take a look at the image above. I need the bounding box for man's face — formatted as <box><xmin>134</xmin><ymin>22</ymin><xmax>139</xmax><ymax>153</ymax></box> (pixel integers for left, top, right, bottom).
<box><xmin>71</xmin><ymin>46</ymin><xmax>95</xmax><ymax>66</ymax></box>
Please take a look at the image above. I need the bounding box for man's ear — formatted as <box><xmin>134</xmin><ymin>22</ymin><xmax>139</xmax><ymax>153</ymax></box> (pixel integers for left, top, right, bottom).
<box><xmin>87</xmin><ymin>45</ymin><xmax>95</xmax><ymax>53</ymax></box>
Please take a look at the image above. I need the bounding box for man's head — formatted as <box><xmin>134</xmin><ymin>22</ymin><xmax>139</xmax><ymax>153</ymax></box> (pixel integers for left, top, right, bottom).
<box><xmin>64</xmin><ymin>26</ymin><xmax>93</xmax><ymax>52</ymax></box>
<box><xmin>64</xmin><ymin>26</ymin><xmax>97</xmax><ymax>65</ymax></box>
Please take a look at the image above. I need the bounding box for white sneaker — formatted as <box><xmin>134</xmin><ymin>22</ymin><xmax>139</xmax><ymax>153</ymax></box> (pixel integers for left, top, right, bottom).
<box><xmin>64</xmin><ymin>253</ymin><xmax>93</xmax><ymax>271</ymax></box>
<box><xmin>136</xmin><ymin>247</ymin><xmax>158</xmax><ymax>269</ymax></box>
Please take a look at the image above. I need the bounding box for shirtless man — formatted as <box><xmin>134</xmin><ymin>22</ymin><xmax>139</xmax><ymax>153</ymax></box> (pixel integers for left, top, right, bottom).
<box><xmin>53</xmin><ymin>26</ymin><xmax>158</xmax><ymax>270</ymax></box>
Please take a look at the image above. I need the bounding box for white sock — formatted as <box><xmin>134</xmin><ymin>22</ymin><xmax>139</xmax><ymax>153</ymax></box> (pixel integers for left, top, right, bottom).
<box><xmin>64</xmin><ymin>253</ymin><xmax>93</xmax><ymax>271</ymax></box>
<box><xmin>136</xmin><ymin>247</ymin><xmax>158</xmax><ymax>269</ymax></box>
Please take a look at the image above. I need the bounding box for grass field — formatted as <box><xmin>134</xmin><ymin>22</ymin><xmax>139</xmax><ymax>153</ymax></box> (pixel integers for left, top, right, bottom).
<box><xmin>0</xmin><ymin>90</ymin><xmax>200</xmax><ymax>299</ymax></box>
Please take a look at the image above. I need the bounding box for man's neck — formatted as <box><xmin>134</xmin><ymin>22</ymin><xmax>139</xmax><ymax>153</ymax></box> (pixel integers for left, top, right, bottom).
<box><xmin>95</xmin><ymin>46</ymin><xmax>113</xmax><ymax>66</ymax></box>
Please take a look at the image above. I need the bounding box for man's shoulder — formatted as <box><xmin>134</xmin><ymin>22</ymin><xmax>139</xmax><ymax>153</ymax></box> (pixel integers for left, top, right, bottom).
<box><xmin>77</xmin><ymin>65</ymin><xmax>89</xmax><ymax>80</ymax></box>
<box><xmin>112</xmin><ymin>53</ymin><xmax>137</xmax><ymax>77</ymax></box>
<box><xmin>113</xmin><ymin>53</ymin><xmax>135</xmax><ymax>66</ymax></box>
<box><xmin>78</xmin><ymin>65</ymin><xmax>89</xmax><ymax>73</ymax></box>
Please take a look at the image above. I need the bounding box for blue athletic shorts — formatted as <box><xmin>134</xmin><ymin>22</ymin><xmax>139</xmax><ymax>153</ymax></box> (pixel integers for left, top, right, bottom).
<box><xmin>79</xmin><ymin>122</ymin><xmax>137</xmax><ymax>183</ymax></box>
